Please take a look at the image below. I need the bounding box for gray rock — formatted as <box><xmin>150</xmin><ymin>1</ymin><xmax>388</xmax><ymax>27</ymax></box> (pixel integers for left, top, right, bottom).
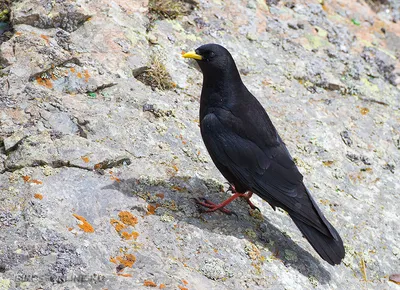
<box><xmin>3</xmin><ymin>130</ymin><xmax>28</xmax><ymax>152</ymax></box>
<box><xmin>47</xmin><ymin>112</ymin><xmax>79</xmax><ymax>135</ymax></box>
<box><xmin>0</xmin><ymin>0</ymin><xmax>399</xmax><ymax>289</ymax></box>
<box><xmin>200</xmin><ymin>258</ymin><xmax>232</xmax><ymax>280</ymax></box>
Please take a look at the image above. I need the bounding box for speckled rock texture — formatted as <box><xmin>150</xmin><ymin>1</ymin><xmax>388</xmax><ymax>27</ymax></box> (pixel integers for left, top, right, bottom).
<box><xmin>0</xmin><ymin>0</ymin><xmax>399</xmax><ymax>289</ymax></box>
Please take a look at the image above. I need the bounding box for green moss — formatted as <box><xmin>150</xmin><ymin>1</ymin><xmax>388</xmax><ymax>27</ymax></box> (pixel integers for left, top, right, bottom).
<box><xmin>0</xmin><ymin>9</ymin><xmax>9</xmax><ymax>21</ymax></box>
<box><xmin>0</xmin><ymin>279</ymin><xmax>11</xmax><ymax>290</ymax></box>
<box><xmin>361</xmin><ymin>77</ymin><xmax>380</xmax><ymax>95</ymax></box>
<box><xmin>351</xmin><ymin>18</ymin><xmax>361</xmax><ymax>26</ymax></box>
<box><xmin>308</xmin><ymin>275</ymin><xmax>318</xmax><ymax>287</ymax></box>
<box><xmin>245</xmin><ymin>228</ymin><xmax>257</xmax><ymax>239</ymax></box>
<box><xmin>304</xmin><ymin>33</ymin><xmax>330</xmax><ymax>50</ymax></box>
<box><xmin>284</xmin><ymin>249</ymin><xmax>298</xmax><ymax>262</ymax></box>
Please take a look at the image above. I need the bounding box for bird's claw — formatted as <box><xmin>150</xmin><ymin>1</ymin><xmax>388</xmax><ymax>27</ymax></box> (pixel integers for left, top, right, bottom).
<box><xmin>194</xmin><ymin>197</ymin><xmax>235</xmax><ymax>215</ymax></box>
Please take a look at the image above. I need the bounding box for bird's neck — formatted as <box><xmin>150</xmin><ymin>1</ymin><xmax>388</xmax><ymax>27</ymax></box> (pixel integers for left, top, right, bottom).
<box><xmin>200</xmin><ymin>66</ymin><xmax>245</xmax><ymax>119</ymax></box>
<box><xmin>202</xmin><ymin>62</ymin><xmax>243</xmax><ymax>92</ymax></box>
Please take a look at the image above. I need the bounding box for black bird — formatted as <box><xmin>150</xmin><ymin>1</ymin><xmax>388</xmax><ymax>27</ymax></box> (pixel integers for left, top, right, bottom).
<box><xmin>182</xmin><ymin>43</ymin><xmax>345</xmax><ymax>265</ymax></box>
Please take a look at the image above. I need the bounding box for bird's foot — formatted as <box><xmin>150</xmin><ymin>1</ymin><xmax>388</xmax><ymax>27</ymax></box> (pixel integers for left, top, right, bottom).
<box><xmin>226</xmin><ymin>184</ymin><xmax>236</xmax><ymax>194</ymax></box>
<box><xmin>194</xmin><ymin>197</ymin><xmax>236</xmax><ymax>215</ymax></box>
<box><xmin>227</xmin><ymin>186</ymin><xmax>260</xmax><ymax>211</ymax></box>
<box><xmin>242</xmin><ymin>191</ymin><xmax>260</xmax><ymax>211</ymax></box>
<box><xmin>195</xmin><ymin>187</ymin><xmax>259</xmax><ymax>216</ymax></box>
<box><xmin>195</xmin><ymin>191</ymin><xmax>251</xmax><ymax>215</ymax></box>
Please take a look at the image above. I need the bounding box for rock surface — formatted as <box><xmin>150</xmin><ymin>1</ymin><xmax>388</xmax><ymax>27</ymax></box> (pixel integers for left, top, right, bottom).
<box><xmin>0</xmin><ymin>0</ymin><xmax>399</xmax><ymax>289</ymax></box>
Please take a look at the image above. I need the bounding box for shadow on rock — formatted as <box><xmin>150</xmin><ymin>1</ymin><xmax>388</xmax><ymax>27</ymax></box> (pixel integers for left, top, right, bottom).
<box><xmin>103</xmin><ymin>175</ymin><xmax>332</xmax><ymax>284</ymax></box>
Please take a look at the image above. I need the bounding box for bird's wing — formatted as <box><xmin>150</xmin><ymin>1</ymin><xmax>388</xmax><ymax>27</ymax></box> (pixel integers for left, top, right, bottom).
<box><xmin>201</xmin><ymin>109</ymin><xmax>334</xmax><ymax>237</ymax></box>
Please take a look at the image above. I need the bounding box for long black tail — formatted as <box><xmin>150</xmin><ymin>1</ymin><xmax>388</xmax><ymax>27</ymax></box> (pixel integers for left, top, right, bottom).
<box><xmin>290</xmin><ymin>215</ymin><xmax>345</xmax><ymax>265</ymax></box>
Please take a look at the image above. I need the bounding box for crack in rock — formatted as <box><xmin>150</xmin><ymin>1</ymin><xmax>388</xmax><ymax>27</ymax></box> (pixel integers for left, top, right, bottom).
<box><xmin>2</xmin><ymin>157</ymin><xmax>131</xmax><ymax>174</ymax></box>
<box><xmin>14</xmin><ymin>10</ymin><xmax>91</xmax><ymax>33</ymax></box>
<box><xmin>28</xmin><ymin>58</ymin><xmax>82</xmax><ymax>82</ymax></box>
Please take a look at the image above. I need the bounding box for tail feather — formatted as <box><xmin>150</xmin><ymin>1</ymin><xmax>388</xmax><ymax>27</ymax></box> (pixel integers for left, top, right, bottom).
<box><xmin>290</xmin><ymin>215</ymin><xmax>345</xmax><ymax>265</ymax></box>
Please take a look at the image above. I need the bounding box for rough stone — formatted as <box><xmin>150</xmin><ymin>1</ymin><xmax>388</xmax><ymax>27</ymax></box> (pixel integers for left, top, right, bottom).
<box><xmin>0</xmin><ymin>0</ymin><xmax>399</xmax><ymax>289</ymax></box>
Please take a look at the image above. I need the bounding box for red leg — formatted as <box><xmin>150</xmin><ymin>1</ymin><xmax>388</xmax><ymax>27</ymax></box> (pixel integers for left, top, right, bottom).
<box><xmin>242</xmin><ymin>191</ymin><xmax>259</xmax><ymax>211</ymax></box>
<box><xmin>194</xmin><ymin>198</ymin><xmax>235</xmax><ymax>214</ymax></box>
<box><xmin>195</xmin><ymin>193</ymin><xmax>249</xmax><ymax>213</ymax></box>
<box><xmin>195</xmin><ymin>185</ymin><xmax>259</xmax><ymax>214</ymax></box>
<box><xmin>228</xmin><ymin>186</ymin><xmax>258</xmax><ymax>210</ymax></box>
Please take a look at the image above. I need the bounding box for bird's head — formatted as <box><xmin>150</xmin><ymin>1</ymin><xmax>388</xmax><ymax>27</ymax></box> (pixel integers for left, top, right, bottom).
<box><xmin>182</xmin><ymin>43</ymin><xmax>237</xmax><ymax>77</ymax></box>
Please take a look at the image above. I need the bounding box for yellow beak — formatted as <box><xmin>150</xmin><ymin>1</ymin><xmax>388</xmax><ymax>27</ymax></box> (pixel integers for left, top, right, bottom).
<box><xmin>182</xmin><ymin>51</ymin><xmax>203</xmax><ymax>60</ymax></box>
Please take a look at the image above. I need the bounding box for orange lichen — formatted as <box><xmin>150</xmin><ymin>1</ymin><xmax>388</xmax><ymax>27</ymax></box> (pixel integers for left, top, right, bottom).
<box><xmin>94</xmin><ymin>163</ymin><xmax>102</xmax><ymax>170</ymax></box>
<box><xmin>15</xmin><ymin>32</ymin><xmax>22</xmax><ymax>36</ymax></box>
<box><xmin>70</xmin><ymin>67</ymin><xmax>76</xmax><ymax>73</ymax></box>
<box><xmin>31</xmin><ymin>179</ymin><xmax>42</xmax><ymax>184</ymax></box>
<box><xmin>121</xmin><ymin>254</ymin><xmax>136</xmax><ymax>267</ymax></box>
<box><xmin>77</xmin><ymin>72</ymin><xmax>82</xmax><ymax>78</ymax></box>
<box><xmin>178</xmin><ymin>286</ymin><xmax>188</xmax><ymax>290</ymax></box>
<box><xmin>262</xmin><ymin>79</ymin><xmax>271</xmax><ymax>86</ymax></box>
<box><xmin>22</xmin><ymin>176</ymin><xmax>43</xmax><ymax>184</ymax></box>
<box><xmin>81</xmin><ymin>156</ymin><xmax>90</xmax><ymax>163</ymax></box>
<box><xmin>34</xmin><ymin>193</ymin><xmax>43</xmax><ymax>200</ymax></box>
<box><xmin>146</xmin><ymin>204</ymin><xmax>160</xmax><ymax>215</ymax></box>
<box><xmin>143</xmin><ymin>280</ymin><xmax>157</xmax><ymax>287</ymax></box>
<box><xmin>36</xmin><ymin>76</ymin><xmax>53</xmax><ymax>88</ymax></box>
<box><xmin>110</xmin><ymin>218</ymin><xmax>126</xmax><ymax>232</ymax></box>
<box><xmin>320</xmin><ymin>199</ymin><xmax>330</xmax><ymax>206</ymax></box>
<box><xmin>121</xmin><ymin>231</ymin><xmax>139</xmax><ymax>240</ymax></box>
<box><xmin>40</xmin><ymin>34</ymin><xmax>50</xmax><ymax>44</ymax></box>
<box><xmin>156</xmin><ymin>193</ymin><xmax>165</xmax><ymax>199</ymax></box>
<box><xmin>181</xmin><ymin>51</ymin><xmax>186</xmax><ymax>55</ymax></box>
<box><xmin>67</xmin><ymin>227</ymin><xmax>73</xmax><ymax>231</ymax></box>
<box><xmin>360</xmin><ymin>107</ymin><xmax>369</xmax><ymax>115</ymax></box>
<box><xmin>121</xmin><ymin>232</ymin><xmax>130</xmax><ymax>240</ymax></box>
<box><xmin>182</xmin><ymin>279</ymin><xmax>188</xmax><ymax>285</ymax></box>
<box><xmin>159</xmin><ymin>284</ymin><xmax>166</xmax><ymax>289</ymax></box>
<box><xmin>323</xmin><ymin>160</ymin><xmax>334</xmax><ymax>166</ymax></box>
<box><xmin>72</xmin><ymin>214</ymin><xmax>95</xmax><ymax>233</ymax></box>
<box><xmin>84</xmin><ymin>70</ymin><xmax>90</xmax><ymax>82</ymax></box>
<box><xmin>110</xmin><ymin>175</ymin><xmax>121</xmax><ymax>183</ymax></box>
<box><xmin>171</xmin><ymin>186</ymin><xmax>185</xmax><ymax>192</ymax></box>
<box><xmin>172</xmin><ymin>164</ymin><xmax>179</xmax><ymax>172</ymax></box>
<box><xmin>110</xmin><ymin>254</ymin><xmax>136</xmax><ymax>268</ymax></box>
<box><xmin>349</xmin><ymin>172</ymin><xmax>363</xmax><ymax>183</ymax></box>
<box><xmin>118</xmin><ymin>211</ymin><xmax>138</xmax><ymax>226</ymax></box>
<box><xmin>117</xmin><ymin>273</ymin><xmax>132</xmax><ymax>277</ymax></box>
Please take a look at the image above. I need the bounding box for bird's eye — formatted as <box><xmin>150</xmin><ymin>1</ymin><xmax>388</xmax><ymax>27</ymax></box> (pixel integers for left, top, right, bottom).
<box><xmin>205</xmin><ymin>51</ymin><xmax>215</xmax><ymax>62</ymax></box>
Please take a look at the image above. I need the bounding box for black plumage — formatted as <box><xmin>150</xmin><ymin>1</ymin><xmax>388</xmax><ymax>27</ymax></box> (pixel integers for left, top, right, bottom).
<box><xmin>182</xmin><ymin>43</ymin><xmax>345</xmax><ymax>265</ymax></box>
